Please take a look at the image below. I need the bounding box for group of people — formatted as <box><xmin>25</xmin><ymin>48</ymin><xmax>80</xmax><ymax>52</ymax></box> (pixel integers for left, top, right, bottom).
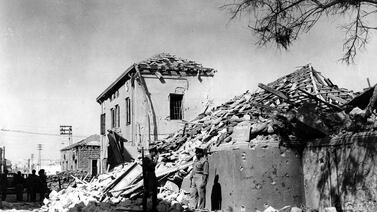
<box><xmin>142</xmin><ymin>145</ymin><xmax>209</xmax><ymax>212</ymax></box>
<box><xmin>0</xmin><ymin>169</ymin><xmax>49</xmax><ymax>202</ymax></box>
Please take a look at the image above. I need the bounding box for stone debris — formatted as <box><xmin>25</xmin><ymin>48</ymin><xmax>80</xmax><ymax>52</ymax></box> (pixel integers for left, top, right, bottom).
<box><xmin>47</xmin><ymin>170</ymin><xmax>90</xmax><ymax>191</ymax></box>
<box><xmin>324</xmin><ymin>207</ymin><xmax>337</xmax><ymax>212</ymax></box>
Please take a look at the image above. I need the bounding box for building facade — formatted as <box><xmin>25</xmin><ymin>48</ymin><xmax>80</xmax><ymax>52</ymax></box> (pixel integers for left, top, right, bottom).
<box><xmin>60</xmin><ymin>134</ymin><xmax>100</xmax><ymax>176</ymax></box>
<box><xmin>96</xmin><ymin>53</ymin><xmax>216</xmax><ymax>172</ymax></box>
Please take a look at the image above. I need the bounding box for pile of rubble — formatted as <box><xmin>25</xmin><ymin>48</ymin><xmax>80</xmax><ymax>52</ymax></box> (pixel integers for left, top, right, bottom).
<box><xmin>41</xmin><ymin>164</ymin><xmax>143</xmax><ymax>211</ymax></box>
<box><xmin>47</xmin><ymin>170</ymin><xmax>90</xmax><ymax>191</ymax></box>
<box><xmin>41</xmin><ymin>65</ymin><xmax>376</xmax><ymax>211</ymax></box>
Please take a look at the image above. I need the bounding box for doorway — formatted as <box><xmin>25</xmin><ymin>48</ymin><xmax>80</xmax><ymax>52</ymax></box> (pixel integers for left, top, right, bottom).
<box><xmin>91</xmin><ymin>160</ymin><xmax>98</xmax><ymax>176</ymax></box>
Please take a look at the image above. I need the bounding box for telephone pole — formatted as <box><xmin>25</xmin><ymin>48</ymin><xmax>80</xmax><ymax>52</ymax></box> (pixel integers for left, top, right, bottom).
<box><xmin>37</xmin><ymin>144</ymin><xmax>42</xmax><ymax>170</ymax></box>
<box><xmin>60</xmin><ymin>125</ymin><xmax>72</xmax><ymax>146</ymax></box>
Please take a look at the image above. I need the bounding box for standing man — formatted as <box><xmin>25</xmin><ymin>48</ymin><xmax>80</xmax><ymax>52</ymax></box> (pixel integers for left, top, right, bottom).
<box><xmin>28</xmin><ymin>170</ymin><xmax>40</xmax><ymax>202</ymax></box>
<box><xmin>0</xmin><ymin>169</ymin><xmax>8</xmax><ymax>201</ymax></box>
<box><xmin>38</xmin><ymin>169</ymin><xmax>47</xmax><ymax>202</ymax></box>
<box><xmin>190</xmin><ymin>147</ymin><xmax>209</xmax><ymax>210</ymax></box>
<box><xmin>15</xmin><ymin>171</ymin><xmax>24</xmax><ymax>201</ymax></box>
<box><xmin>142</xmin><ymin>146</ymin><xmax>159</xmax><ymax>212</ymax></box>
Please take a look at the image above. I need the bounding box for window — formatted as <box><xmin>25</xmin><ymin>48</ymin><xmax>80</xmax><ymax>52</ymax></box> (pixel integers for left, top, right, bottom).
<box><xmin>125</xmin><ymin>97</ymin><xmax>131</xmax><ymax>125</ymax></box>
<box><xmin>170</xmin><ymin>94</ymin><xmax>183</xmax><ymax>120</ymax></box>
<box><xmin>115</xmin><ymin>105</ymin><xmax>120</xmax><ymax>127</ymax></box>
<box><xmin>111</xmin><ymin>108</ymin><xmax>115</xmax><ymax>128</ymax></box>
<box><xmin>100</xmin><ymin>113</ymin><xmax>106</xmax><ymax>135</ymax></box>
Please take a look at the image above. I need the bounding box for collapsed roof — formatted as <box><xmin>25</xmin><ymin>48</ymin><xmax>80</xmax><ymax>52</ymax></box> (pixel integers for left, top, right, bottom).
<box><xmin>254</xmin><ymin>64</ymin><xmax>355</xmax><ymax>112</ymax></box>
<box><xmin>96</xmin><ymin>53</ymin><xmax>216</xmax><ymax>103</ymax></box>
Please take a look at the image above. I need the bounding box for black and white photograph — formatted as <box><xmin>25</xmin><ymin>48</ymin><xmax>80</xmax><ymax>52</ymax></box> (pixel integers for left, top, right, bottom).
<box><xmin>0</xmin><ymin>0</ymin><xmax>376</xmax><ymax>211</ymax></box>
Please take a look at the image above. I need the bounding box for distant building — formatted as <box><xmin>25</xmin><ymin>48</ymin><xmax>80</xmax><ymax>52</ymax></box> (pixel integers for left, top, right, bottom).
<box><xmin>60</xmin><ymin>134</ymin><xmax>100</xmax><ymax>176</ymax></box>
<box><xmin>96</xmin><ymin>53</ymin><xmax>216</xmax><ymax>172</ymax></box>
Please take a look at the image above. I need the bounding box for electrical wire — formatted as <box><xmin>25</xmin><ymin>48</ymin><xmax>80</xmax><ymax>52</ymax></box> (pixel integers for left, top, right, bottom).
<box><xmin>0</xmin><ymin>128</ymin><xmax>87</xmax><ymax>138</ymax></box>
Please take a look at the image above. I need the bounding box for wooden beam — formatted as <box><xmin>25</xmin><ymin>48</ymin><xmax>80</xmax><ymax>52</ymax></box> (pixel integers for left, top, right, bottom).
<box><xmin>298</xmin><ymin>88</ymin><xmax>342</xmax><ymax>111</ymax></box>
<box><xmin>258</xmin><ymin>83</ymin><xmax>289</xmax><ymax>100</ymax></box>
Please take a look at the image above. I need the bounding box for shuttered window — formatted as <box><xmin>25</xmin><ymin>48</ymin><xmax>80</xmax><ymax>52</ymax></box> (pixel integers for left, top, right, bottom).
<box><xmin>115</xmin><ymin>105</ymin><xmax>120</xmax><ymax>127</ymax></box>
<box><xmin>100</xmin><ymin>113</ymin><xmax>106</xmax><ymax>135</ymax></box>
<box><xmin>125</xmin><ymin>97</ymin><xmax>131</xmax><ymax>125</ymax></box>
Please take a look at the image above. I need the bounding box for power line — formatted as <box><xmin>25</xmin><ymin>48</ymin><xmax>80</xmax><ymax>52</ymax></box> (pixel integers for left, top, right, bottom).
<box><xmin>0</xmin><ymin>128</ymin><xmax>87</xmax><ymax>138</ymax></box>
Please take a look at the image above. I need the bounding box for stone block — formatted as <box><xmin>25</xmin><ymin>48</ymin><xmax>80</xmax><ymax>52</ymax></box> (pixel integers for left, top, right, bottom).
<box><xmin>231</xmin><ymin>124</ymin><xmax>251</xmax><ymax>143</ymax></box>
<box><xmin>290</xmin><ymin>207</ymin><xmax>302</xmax><ymax>212</ymax></box>
<box><xmin>324</xmin><ymin>207</ymin><xmax>337</xmax><ymax>212</ymax></box>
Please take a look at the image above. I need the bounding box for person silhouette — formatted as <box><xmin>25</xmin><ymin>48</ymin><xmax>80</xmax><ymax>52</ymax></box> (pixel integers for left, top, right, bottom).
<box><xmin>211</xmin><ymin>174</ymin><xmax>222</xmax><ymax>211</ymax></box>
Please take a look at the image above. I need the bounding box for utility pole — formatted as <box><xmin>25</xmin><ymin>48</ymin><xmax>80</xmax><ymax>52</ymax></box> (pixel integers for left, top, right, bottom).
<box><xmin>60</xmin><ymin>125</ymin><xmax>72</xmax><ymax>146</ymax></box>
<box><xmin>37</xmin><ymin>144</ymin><xmax>42</xmax><ymax>171</ymax></box>
<box><xmin>30</xmin><ymin>154</ymin><xmax>34</xmax><ymax>171</ymax></box>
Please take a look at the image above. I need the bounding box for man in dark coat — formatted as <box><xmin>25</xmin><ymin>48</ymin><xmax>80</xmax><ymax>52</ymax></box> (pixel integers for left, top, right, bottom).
<box><xmin>27</xmin><ymin>170</ymin><xmax>40</xmax><ymax>202</ymax></box>
<box><xmin>38</xmin><ymin>169</ymin><xmax>48</xmax><ymax>202</ymax></box>
<box><xmin>143</xmin><ymin>146</ymin><xmax>159</xmax><ymax>212</ymax></box>
<box><xmin>0</xmin><ymin>170</ymin><xmax>8</xmax><ymax>201</ymax></box>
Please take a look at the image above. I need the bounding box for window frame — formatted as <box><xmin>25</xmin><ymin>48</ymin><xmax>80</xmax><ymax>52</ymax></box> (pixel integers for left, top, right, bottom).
<box><xmin>115</xmin><ymin>104</ymin><xmax>120</xmax><ymax>128</ymax></box>
<box><xmin>125</xmin><ymin>97</ymin><xmax>131</xmax><ymax>125</ymax></box>
<box><xmin>169</xmin><ymin>93</ymin><xmax>183</xmax><ymax>120</ymax></box>
<box><xmin>110</xmin><ymin>108</ymin><xmax>115</xmax><ymax>128</ymax></box>
<box><xmin>100</xmin><ymin>113</ymin><xmax>106</xmax><ymax>135</ymax></box>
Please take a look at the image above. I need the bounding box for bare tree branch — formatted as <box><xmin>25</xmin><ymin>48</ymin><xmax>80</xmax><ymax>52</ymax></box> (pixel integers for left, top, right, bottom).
<box><xmin>223</xmin><ymin>0</ymin><xmax>377</xmax><ymax>64</ymax></box>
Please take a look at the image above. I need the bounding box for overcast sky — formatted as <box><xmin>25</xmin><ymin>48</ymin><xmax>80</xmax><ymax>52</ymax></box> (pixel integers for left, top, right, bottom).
<box><xmin>0</xmin><ymin>0</ymin><xmax>376</xmax><ymax>163</ymax></box>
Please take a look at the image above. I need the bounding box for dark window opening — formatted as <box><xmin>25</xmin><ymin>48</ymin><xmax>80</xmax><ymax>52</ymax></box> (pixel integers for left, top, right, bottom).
<box><xmin>115</xmin><ymin>104</ymin><xmax>120</xmax><ymax>127</ymax></box>
<box><xmin>111</xmin><ymin>108</ymin><xmax>115</xmax><ymax>128</ymax></box>
<box><xmin>100</xmin><ymin>113</ymin><xmax>106</xmax><ymax>135</ymax></box>
<box><xmin>125</xmin><ymin>97</ymin><xmax>131</xmax><ymax>125</ymax></box>
<box><xmin>170</xmin><ymin>94</ymin><xmax>183</xmax><ymax>120</ymax></box>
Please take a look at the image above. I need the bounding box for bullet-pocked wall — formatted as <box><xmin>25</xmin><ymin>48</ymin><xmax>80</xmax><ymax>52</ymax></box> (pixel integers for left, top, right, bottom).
<box><xmin>205</xmin><ymin>142</ymin><xmax>304</xmax><ymax>211</ymax></box>
<box><xmin>303</xmin><ymin>132</ymin><xmax>377</xmax><ymax>212</ymax></box>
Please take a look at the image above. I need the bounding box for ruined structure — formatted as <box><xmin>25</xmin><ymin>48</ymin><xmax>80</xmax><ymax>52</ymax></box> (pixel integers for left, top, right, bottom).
<box><xmin>61</xmin><ymin>134</ymin><xmax>100</xmax><ymax>176</ymax></box>
<box><xmin>45</xmin><ymin>64</ymin><xmax>377</xmax><ymax>212</ymax></box>
<box><xmin>96</xmin><ymin>53</ymin><xmax>216</xmax><ymax>172</ymax></box>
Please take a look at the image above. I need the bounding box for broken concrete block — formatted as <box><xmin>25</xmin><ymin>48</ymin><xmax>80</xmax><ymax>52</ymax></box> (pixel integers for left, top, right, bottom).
<box><xmin>180</xmin><ymin>173</ymin><xmax>192</xmax><ymax>192</ymax></box>
<box><xmin>250</xmin><ymin>122</ymin><xmax>268</xmax><ymax>136</ymax></box>
<box><xmin>263</xmin><ymin>206</ymin><xmax>278</xmax><ymax>212</ymax></box>
<box><xmin>230</xmin><ymin>115</ymin><xmax>240</xmax><ymax>122</ymax></box>
<box><xmin>324</xmin><ymin>207</ymin><xmax>337</xmax><ymax>212</ymax></box>
<box><xmin>232</xmin><ymin>124</ymin><xmax>251</xmax><ymax>143</ymax></box>
<box><xmin>164</xmin><ymin>181</ymin><xmax>179</xmax><ymax>193</ymax></box>
<box><xmin>349</xmin><ymin>107</ymin><xmax>366</xmax><ymax>117</ymax></box>
<box><xmin>290</xmin><ymin>207</ymin><xmax>303</xmax><ymax>212</ymax></box>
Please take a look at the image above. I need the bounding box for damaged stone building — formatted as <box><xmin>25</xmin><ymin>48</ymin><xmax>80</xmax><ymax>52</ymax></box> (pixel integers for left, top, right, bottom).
<box><xmin>46</xmin><ymin>64</ymin><xmax>377</xmax><ymax>212</ymax></box>
<box><xmin>96</xmin><ymin>53</ymin><xmax>216</xmax><ymax>172</ymax></box>
<box><xmin>60</xmin><ymin>134</ymin><xmax>100</xmax><ymax>176</ymax></box>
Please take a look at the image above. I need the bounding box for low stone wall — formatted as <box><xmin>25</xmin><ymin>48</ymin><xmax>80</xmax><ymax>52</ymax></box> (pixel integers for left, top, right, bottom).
<box><xmin>206</xmin><ymin>140</ymin><xmax>304</xmax><ymax>211</ymax></box>
<box><xmin>303</xmin><ymin>131</ymin><xmax>377</xmax><ymax>212</ymax></box>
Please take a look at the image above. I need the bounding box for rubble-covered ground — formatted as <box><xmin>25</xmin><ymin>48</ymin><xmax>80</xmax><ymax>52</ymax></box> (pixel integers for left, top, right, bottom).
<box><xmin>47</xmin><ymin>170</ymin><xmax>91</xmax><ymax>192</ymax></box>
<box><xmin>0</xmin><ymin>201</ymin><xmax>41</xmax><ymax>212</ymax></box>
